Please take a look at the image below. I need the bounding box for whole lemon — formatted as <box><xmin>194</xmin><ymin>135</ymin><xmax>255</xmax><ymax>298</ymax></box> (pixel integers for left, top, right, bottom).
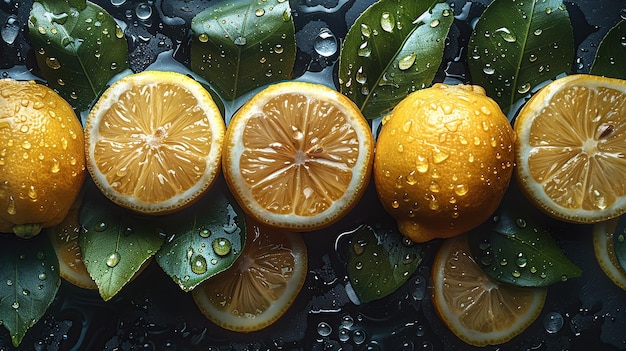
<box><xmin>373</xmin><ymin>83</ymin><xmax>515</xmax><ymax>242</ymax></box>
<box><xmin>0</xmin><ymin>79</ymin><xmax>86</xmax><ymax>238</ymax></box>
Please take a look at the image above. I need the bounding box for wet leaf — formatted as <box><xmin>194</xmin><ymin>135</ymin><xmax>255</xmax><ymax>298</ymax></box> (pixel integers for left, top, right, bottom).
<box><xmin>468</xmin><ymin>196</ymin><xmax>582</xmax><ymax>287</ymax></box>
<box><xmin>0</xmin><ymin>234</ymin><xmax>60</xmax><ymax>347</ymax></box>
<box><xmin>78</xmin><ymin>182</ymin><xmax>165</xmax><ymax>301</ymax></box>
<box><xmin>590</xmin><ymin>20</ymin><xmax>626</xmax><ymax>80</ymax></box>
<box><xmin>155</xmin><ymin>179</ymin><xmax>246</xmax><ymax>292</ymax></box>
<box><xmin>347</xmin><ymin>224</ymin><xmax>425</xmax><ymax>303</ymax></box>
<box><xmin>467</xmin><ymin>0</ymin><xmax>574</xmax><ymax>115</ymax></box>
<box><xmin>28</xmin><ymin>0</ymin><xmax>129</xmax><ymax>110</ymax></box>
<box><xmin>338</xmin><ymin>0</ymin><xmax>453</xmax><ymax>120</ymax></box>
<box><xmin>190</xmin><ymin>0</ymin><xmax>296</xmax><ymax>100</ymax></box>
<box><xmin>611</xmin><ymin>215</ymin><xmax>626</xmax><ymax>271</ymax></box>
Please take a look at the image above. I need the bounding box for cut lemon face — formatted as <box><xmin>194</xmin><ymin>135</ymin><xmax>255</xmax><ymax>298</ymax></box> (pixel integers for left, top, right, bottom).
<box><xmin>85</xmin><ymin>71</ymin><xmax>225</xmax><ymax>215</ymax></box>
<box><xmin>192</xmin><ymin>218</ymin><xmax>307</xmax><ymax>332</ymax></box>
<box><xmin>431</xmin><ymin>234</ymin><xmax>547</xmax><ymax>346</ymax></box>
<box><xmin>514</xmin><ymin>74</ymin><xmax>626</xmax><ymax>223</ymax></box>
<box><xmin>593</xmin><ymin>217</ymin><xmax>626</xmax><ymax>290</ymax></box>
<box><xmin>47</xmin><ymin>197</ymin><xmax>97</xmax><ymax>290</ymax></box>
<box><xmin>222</xmin><ymin>81</ymin><xmax>374</xmax><ymax>231</ymax></box>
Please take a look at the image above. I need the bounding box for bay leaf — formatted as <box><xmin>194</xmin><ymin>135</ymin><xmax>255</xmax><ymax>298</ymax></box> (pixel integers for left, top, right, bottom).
<box><xmin>78</xmin><ymin>182</ymin><xmax>165</xmax><ymax>301</ymax></box>
<box><xmin>338</xmin><ymin>0</ymin><xmax>453</xmax><ymax>120</ymax></box>
<box><xmin>190</xmin><ymin>0</ymin><xmax>296</xmax><ymax>100</ymax></box>
<box><xmin>155</xmin><ymin>179</ymin><xmax>246</xmax><ymax>292</ymax></box>
<box><xmin>347</xmin><ymin>224</ymin><xmax>425</xmax><ymax>303</ymax></box>
<box><xmin>467</xmin><ymin>0</ymin><xmax>574</xmax><ymax>115</ymax></box>
<box><xmin>27</xmin><ymin>0</ymin><xmax>129</xmax><ymax>110</ymax></box>
<box><xmin>0</xmin><ymin>234</ymin><xmax>60</xmax><ymax>347</ymax></box>
<box><xmin>468</xmin><ymin>187</ymin><xmax>582</xmax><ymax>287</ymax></box>
<box><xmin>590</xmin><ymin>20</ymin><xmax>626</xmax><ymax>80</ymax></box>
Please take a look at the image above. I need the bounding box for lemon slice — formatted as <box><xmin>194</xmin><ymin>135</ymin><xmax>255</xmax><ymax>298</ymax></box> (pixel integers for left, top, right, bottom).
<box><xmin>514</xmin><ymin>74</ymin><xmax>626</xmax><ymax>223</ymax></box>
<box><xmin>222</xmin><ymin>81</ymin><xmax>374</xmax><ymax>231</ymax></box>
<box><xmin>192</xmin><ymin>219</ymin><xmax>307</xmax><ymax>332</ymax></box>
<box><xmin>431</xmin><ymin>234</ymin><xmax>547</xmax><ymax>346</ymax></box>
<box><xmin>85</xmin><ymin>71</ymin><xmax>225</xmax><ymax>215</ymax></box>
<box><xmin>593</xmin><ymin>217</ymin><xmax>626</xmax><ymax>290</ymax></box>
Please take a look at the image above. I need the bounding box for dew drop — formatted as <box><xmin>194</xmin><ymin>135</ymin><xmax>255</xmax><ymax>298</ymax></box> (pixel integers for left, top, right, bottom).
<box><xmin>198</xmin><ymin>33</ymin><xmax>209</xmax><ymax>42</ymax></box>
<box><xmin>543</xmin><ymin>312</ymin><xmax>564</xmax><ymax>333</ymax></box>
<box><xmin>534</xmin><ymin>28</ymin><xmax>543</xmax><ymax>36</ymax></box>
<box><xmin>94</xmin><ymin>221</ymin><xmax>108</xmax><ymax>232</ymax></box>
<box><xmin>495</xmin><ymin>27</ymin><xmax>516</xmax><ymax>42</ymax></box>
<box><xmin>398</xmin><ymin>53</ymin><xmax>416</xmax><ymax>71</ymax></box>
<box><xmin>317</xmin><ymin>322</ymin><xmax>332</xmax><ymax>336</ymax></box>
<box><xmin>199</xmin><ymin>228</ymin><xmax>211</xmax><ymax>238</ymax></box>
<box><xmin>355</xmin><ymin>261</ymin><xmax>363</xmax><ymax>270</ymax></box>
<box><xmin>529</xmin><ymin>53</ymin><xmax>538</xmax><ymax>62</ymax></box>
<box><xmin>106</xmin><ymin>252</ymin><xmax>120</xmax><ymax>268</ymax></box>
<box><xmin>314</xmin><ymin>28</ymin><xmax>337</xmax><ymax>57</ymax></box>
<box><xmin>233</xmin><ymin>36</ymin><xmax>247</xmax><ymax>46</ymax></box>
<box><xmin>135</xmin><ymin>3</ymin><xmax>153</xmax><ymax>20</ymax></box>
<box><xmin>429</xmin><ymin>19</ymin><xmax>440</xmax><ymax>28</ymax></box>
<box><xmin>380</xmin><ymin>12</ymin><xmax>395</xmax><ymax>33</ymax></box>
<box><xmin>212</xmin><ymin>238</ymin><xmax>232</xmax><ymax>256</ymax></box>
<box><xmin>482</xmin><ymin>63</ymin><xmax>495</xmax><ymax>75</ymax></box>
<box><xmin>7</xmin><ymin>196</ymin><xmax>16</xmax><ymax>215</ymax></box>
<box><xmin>518</xmin><ymin>83</ymin><xmax>531</xmax><ymax>94</ymax></box>
<box><xmin>11</xmin><ymin>301</ymin><xmax>19</xmax><ymax>310</ymax></box>
<box><xmin>255</xmin><ymin>8</ymin><xmax>265</xmax><ymax>16</ymax></box>
<box><xmin>45</xmin><ymin>57</ymin><xmax>61</xmax><ymax>70</ymax></box>
<box><xmin>360</xmin><ymin>23</ymin><xmax>372</xmax><ymax>38</ymax></box>
<box><xmin>515</xmin><ymin>218</ymin><xmax>527</xmax><ymax>228</ymax></box>
<box><xmin>190</xmin><ymin>254</ymin><xmax>208</xmax><ymax>274</ymax></box>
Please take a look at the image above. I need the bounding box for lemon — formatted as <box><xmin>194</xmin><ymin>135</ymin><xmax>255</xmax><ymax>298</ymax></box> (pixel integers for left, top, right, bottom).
<box><xmin>374</xmin><ymin>83</ymin><xmax>515</xmax><ymax>242</ymax></box>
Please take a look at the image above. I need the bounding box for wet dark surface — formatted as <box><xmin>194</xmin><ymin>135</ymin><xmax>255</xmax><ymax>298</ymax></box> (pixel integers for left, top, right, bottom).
<box><xmin>2</xmin><ymin>0</ymin><xmax>626</xmax><ymax>350</ymax></box>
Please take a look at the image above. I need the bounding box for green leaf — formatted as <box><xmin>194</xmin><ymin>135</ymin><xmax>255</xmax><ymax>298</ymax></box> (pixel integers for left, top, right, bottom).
<box><xmin>611</xmin><ymin>215</ymin><xmax>626</xmax><ymax>271</ymax></box>
<box><xmin>190</xmin><ymin>0</ymin><xmax>296</xmax><ymax>100</ymax></box>
<box><xmin>78</xmin><ymin>183</ymin><xmax>165</xmax><ymax>301</ymax></box>
<box><xmin>155</xmin><ymin>180</ymin><xmax>246</xmax><ymax>292</ymax></box>
<box><xmin>338</xmin><ymin>0</ymin><xmax>453</xmax><ymax>120</ymax></box>
<box><xmin>467</xmin><ymin>0</ymin><xmax>574</xmax><ymax>115</ymax></box>
<box><xmin>590</xmin><ymin>20</ymin><xmax>626</xmax><ymax>80</ymax></box>
<box><xmin>468</xmin><ymin>199</ymin><xmax>582</xmax><ymax>287</ymax></box>
<box><xmin>0</xmin><ymin>235</ymin><xmax>60</xmax><ymax>347</ymax></box>
<box><xmin>346</xmin><ymin>224</ymin><xmax>426</xmax><ymax>303</ymax></box>
<box><xmin>28</xmin><ymin>0</ymin><xmax>129</xmax><ymax>110</ymax></box>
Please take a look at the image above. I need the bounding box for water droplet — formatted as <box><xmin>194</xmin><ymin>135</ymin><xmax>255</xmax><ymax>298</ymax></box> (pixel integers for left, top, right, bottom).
<box><xmin>358</xmin><ymin>41</ymin><xmax>371</xmax><ymax>57</ymax></box>
<box><xmin>233</xmin><ymin>36</ymin><xmax>247</xmax><ymax>46</ymax></box>
<box><xmin>198</xmin><ymin>33</ymin><xmax>209</xmax><ymax>43</ymax></box>
<box><xmin>317</xmin><ymin>322</ymin><xmax>332</xmax><ymax>336</ymax></box>
<box><xmin>212</xmin><ymin>238</ymin><xmax>232</xmax><ymax>256</ymax></box>
<box><xmin>94</xmin><ymin>221</ymin><xmax>108</xmax><ymax>232</ymax></box>
<box><xmin>482</xmin><ymin>63</ymin><xmax>495</xmax><ymax>75</ymax></box>
<box><xmin>255</xmin><ymin>8</ymin><xmax>265</xmax><ymax>16</ymax></box>
<box><xmin>355</xmin><ymin>261</ymin><xmax>363</xmax><ymax>270</ymax></box>
<box><xmin>7</xmin><ymin>196</ymin><xmax>16</xmax><ymax>215</ymax></box>
<box><xmin>380</xmin><ymin>12</ymin><xmax>395</xmax><ymax>33</ymax></box>
<box><xmin>45</xmin><ymin>57</ymin><xmax>61</xmax><ymax>70</ymax></box>
<box><xmin>190</xmin><ymin>254</ymin><xmax>208</xmax><ymax>274</ymax></box>
<box><xmin>543</xmin><ymin>312</ymin><xmax>564</xmax><ymax>333</ymax></box>
<box><xmin>106</xmin><ymin>252</ymin><xmax>120</xmax><ymax>268</ymax></box>
<box><xmin>545</xmin><ymin>7</ymin><xmax>552</xmax><ymax>14</ymax></box>
<box><xmin>355</xmin><ymin>67</ymin><xmax>367</xmax><ymax>84</ymax></box>
<box><xmin>416</xmin><ymin>155</ymin><xmax>429</xmax><ymax>173</ymax></box>
<box><xmin>529</xmin><ymin>54</ymin><xmax>538</xmax><ymax>62</ymax></box>
<box><xmin>11</xmin><ymin>301</ymin><xmax>19</xmax><ymax>309</ymax></box>
<box><xmin>516</xmin><ymin>253</ymin><xmax>528</xmax><ymax>268</ymax></box>
<box><xmin>6</xmin><ymin>279</ymin><xmax>12</xmax><ymax>286</ymax></box>
<box><xmin>515</xmin><ymin>218</ymin><xmax>527</xmax><ymax>228</ymax></box>
<box><xmin>199</xmin><ymin>228</ymin><xmax>211</xmax><ymax>238</ymax></box>
<box><xmin>495</xmin><ymin>27</ymin><xmax>516</xmax><ymax>42</ymax></box>
<box><xmin>135</xmin><ymin>3</ymin><xmax>153</xmax><ymax>20</ymax></box>
<box><xmin>518</xmin><ymin>83</ymin><xmax>531</xmax><ymax>94</ymax></box>
<box><xmin>353</xmin><ymin>329</ymin><xmax>366</xmax><ymax>344</ymax></box>
<box><xmin>534</xmin><ymin>28</ymin><xmax>543</xmax><ymax>36</ymax></box>
<box><xmin>429</xmin><ymin>19</ymin><xmax>440</xmax><ymax>28</ymax></box>
<box><xmin>38</xmin><ymin>273</ymin><xmax>47</xmax><ymax>281</ymax></box>
<box><xmin>274</xmin><ymin>44</ymin><xmax>284</xmax><ymax>54</ymax></box>
<box><xmin>360</xmin><ymin>23</ymin><xmax>372</xmax><ymax>38</ymax></box>
<box><xmin>314</xmin><ymin>28</ymin><xmax>337</xmax><ymax>57</ymax></box>
<box><xmin>398</xmin><ymin>53</ymin><xmax>416</xmax><ymax>71</ymax></box>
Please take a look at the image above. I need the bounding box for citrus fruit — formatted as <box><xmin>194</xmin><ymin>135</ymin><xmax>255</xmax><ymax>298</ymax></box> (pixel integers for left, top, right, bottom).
<box><xmin>85</xmin><ymin>71</ymin><xmax>225</xmax><ymax>215</ymax></box>
<box><xmin>192</xmin><ymin>218</ymin><xmax>307</xmax><ymax>332</ymax></box>
<box><xmin>47</xmin><ymin>195</ymin><xmax>97</xmax><ymax>290</ymax></box>
<box><xmin>222</xmin><ymin>81</ymin><xmax>374</xmax><ymax>231</ymax></box>
<box><xmin>0</xmin><ymin>79</ymin><xmax>86</xmax><ymax>238</ymax></box>
<box><xmin>373</xmin><ymin>83</ymin><xmax>515</xmax><ymax>243</ymax></box>
<box><xmin>431</xmin><ymin>234</ymin><xmax>547</xmax><ymax>346</ymax></box>
<box><xmin>514</xmin><ymin>74</ymin><xmax>626</xmax><ymax>223</ymax></box>
<box><xmin>593</xmin><ymin>217</ymin><xmax>626</xmax><ymax>290</ymax></box>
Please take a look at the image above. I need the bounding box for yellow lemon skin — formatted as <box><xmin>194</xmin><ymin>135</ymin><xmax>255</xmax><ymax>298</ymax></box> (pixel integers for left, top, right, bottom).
<box><xmin>0</xmin><ymin>79</ymin><xmax>86</xmax><ymax>238</ymax></box>
<box><xmin>373</xmin><ymin>83</ymin><xmax>515</xmax><ymax>242</ymax></box>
